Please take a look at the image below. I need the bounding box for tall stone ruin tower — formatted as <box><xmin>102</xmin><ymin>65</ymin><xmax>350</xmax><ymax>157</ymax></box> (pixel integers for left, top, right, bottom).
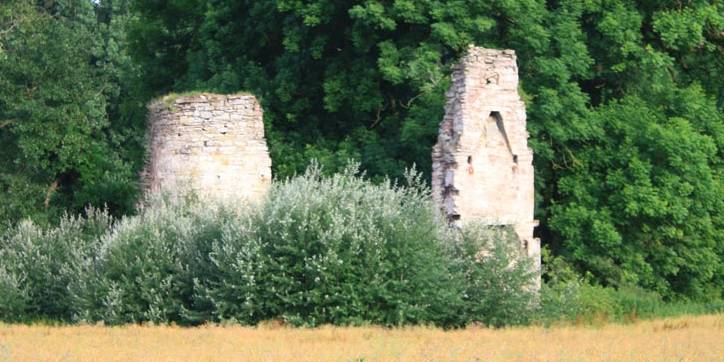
<box><xmin>432</xmin><ymin>47</ymin><xmax>540</xmax><ymax>270</ymax></box>
<box><xmin>143</xmin><ymin>93</ymin><xmax>272</xmax><ymax>202</ymax></box>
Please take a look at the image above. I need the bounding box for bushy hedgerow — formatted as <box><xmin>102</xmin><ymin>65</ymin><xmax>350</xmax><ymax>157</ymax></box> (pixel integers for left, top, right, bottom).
<box><xmin>67</xmin><ymin>194</ymin><xmax>241</xmax><ymax>325</ymax></box>
<box><xmin>0</xmin><ymin>209</ymin><xmax>112</xmax><ymax>322</ymax></box>
<box><xmin>0</xmin><ymin>164</ymin><xmax>537</xmax><ymax>327</ymax></box>
<box><xmin>450</xmin><ymin>225</ymin><xmax>537</xmax><ymax>327</ymax></box>
<box><xmin>535</xmin><ymin>250</ymin><xmax>724</xmax><ymax>325</ymax></box>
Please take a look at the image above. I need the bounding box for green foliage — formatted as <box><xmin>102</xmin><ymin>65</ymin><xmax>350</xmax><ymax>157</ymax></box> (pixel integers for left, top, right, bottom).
<box><xmin>69</xmin><ymin>194</ymin><xmax>236</xmax><ymax>324</ymax></box>
<box><xmin>0</xmin><ymin>0</ymin><xmax>143</xmax><ymax>226</ymax></box>
<box><xmin>0</xmin><ymin>166</ymin><xmax>536</xmax><ymax>327</ymax></box>
<box><xmin>0</xmin><ymin>0</ymin><xmax>720</xmax><ymax>304</ymax></box>
<box><xmin>200</xmin><ymin>164</ymin><xmax>468</xmax><ymax>326</ymax></box>
<box><xmin>536</xmin><ymin>250</ymin><xmax>724</xmax><ymax>325</ymax></box>
<box><xmin>450</xmin><ymin>225</ymin><xmax>537</xmax><ymax>327</ymax></box>
<box><xmin>550</xmin><ymin>94</ymin><xmax>722</xmax><ymax>299</ymax></box>
<box><xmin>0</xmin><ymin>266</ymin><xmax>28</xmax><ymax>323</ymax></box>
<box><xmin>539</xmin><ymin>279</ymin><xmax>723</xmax><ymax>326</ymax></box>
<box><xmin>125</xmin><ymin>0</ymin><xmax>723</xmax><ymax>300</ymax></box>
<box><xmin>0</xmin><ymin>208</ymin><xmax>113</xmax><ymax>322</ymax></box>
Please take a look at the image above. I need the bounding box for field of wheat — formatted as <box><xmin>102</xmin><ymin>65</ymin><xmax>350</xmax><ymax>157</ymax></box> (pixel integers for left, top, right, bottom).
<box><xmin>0</xmin><ymin>314</ymin><xmax>721</xmax><ymax>361</ymax></box>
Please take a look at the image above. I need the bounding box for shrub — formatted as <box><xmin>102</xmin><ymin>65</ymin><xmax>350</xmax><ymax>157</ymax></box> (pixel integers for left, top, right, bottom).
<box><xmin>0</xmin><ymin>163</ymin><xmax>539</xmax><ymax>327</ymax></box>
<box><xmin>539</xmin><ymin>280</ymin><xmax>686</xmax><ymax>325</ymax></box>
<box><xmin>198</xmin><ymin>164</ymin><xmax>466</xmax><ymax>327</ymax></box>
<box><xmin>535</xmin><ymin>250</ymin><xmax>624</xmax><ymax>325</ymax></box>
<box><xmin>0</xmin><ymin>208</ymin><xmax>112</xmax><ymax>322</ymax></box>
<box><xmin>450</xmin><ymin>225</ymin><xmax>537</xmax><ymax>327</ymax></box>
<box><xmin>0</xmin><ymin>265</ymin><xmax>27</xmax><ymax>322</ymax></box>
<box><xmin>534</xmin><ymin>249</ymin><xmax>723</xmax><ymax>325</ymax></box>
<box><xmin>68</xmin><ymin>193</ymin><xmax>240</xmax><ymax>325</ymax></box>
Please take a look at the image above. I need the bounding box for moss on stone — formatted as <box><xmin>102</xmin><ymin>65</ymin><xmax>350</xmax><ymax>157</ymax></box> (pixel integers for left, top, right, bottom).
<box><xmin>152</xmin><ymin>91</ymin><xmax>254</xmax><ymax>111</ymax></box>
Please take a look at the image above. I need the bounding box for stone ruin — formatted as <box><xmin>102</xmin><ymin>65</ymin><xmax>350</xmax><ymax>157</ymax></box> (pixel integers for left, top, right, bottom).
<box><xmin>432</xmin><ymin>46</ymin><xmax>540</xmax><ymax>273</ymax></box>
<box><xmin>142</xmin><ymin>93</ymin><xmax>272</xmax><ymax>202</ymax></box>
<box><xmin>140</xmin><ymin>49</ymin><xmax>538</xmax><ymax>279</ymax></box>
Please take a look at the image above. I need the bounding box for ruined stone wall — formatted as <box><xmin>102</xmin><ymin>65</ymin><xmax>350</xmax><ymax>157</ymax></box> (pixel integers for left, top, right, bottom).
<box><xmin>143</xmin><ymin>93</ymin><xmax>272</xmax><ymax>202</ymax></box>
<box><xmin>432</xmin><ymin>47</ymin><xmax>539</xmax><ymax>271</ymax></box>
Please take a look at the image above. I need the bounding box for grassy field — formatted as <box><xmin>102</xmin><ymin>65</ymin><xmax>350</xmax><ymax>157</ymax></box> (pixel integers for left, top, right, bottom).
<box><xmin>0</xmin><ymin>314</ymin><xmax>721</xmax><ymax>361</ymax></box>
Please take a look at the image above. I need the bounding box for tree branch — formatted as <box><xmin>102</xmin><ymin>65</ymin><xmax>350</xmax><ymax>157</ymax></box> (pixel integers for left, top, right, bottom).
<box><xmin>44</xmin><ymin>179</ymin><xmax>59</xmax><ymax>209</ymax></box>
<box><xmin>369</xmin><ymin>106</ymin><xmax>383</xmax><ymax>129</ymax></box>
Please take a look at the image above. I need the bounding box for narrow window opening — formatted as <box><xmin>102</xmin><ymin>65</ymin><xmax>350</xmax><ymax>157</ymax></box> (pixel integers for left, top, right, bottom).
<box><xmin>467</xmin><ymin>155</ymin><xmax>473</xmax><ymax>164</ymax></box>
<box><xmin>489</xmin><ymin>111</ymin><xmax>514</xmax><ymax>158</ymax></box>
<box><xmin>513</xmin><ymin>154</ymin><xmax>518</xmax><ymax>163</ymax></box>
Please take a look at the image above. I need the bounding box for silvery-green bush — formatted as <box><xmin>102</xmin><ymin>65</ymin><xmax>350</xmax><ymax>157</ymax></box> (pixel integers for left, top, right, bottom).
<box><xmin>0</xmin><ymin>163</ymin><xmax>537</xmax><ymax>327</ymax></box>
<box><xmin>197</xmin><ymin>164</ymin><xmax>468</xmax><ymax>326</ymax></box>
<box><xmin>68</xmin><ymin>193</ymin><xmax>241</xmax><ymax>325</ymax></box>
<box><xmin>0</xmin><ymin>209</ymin><xmax>112</xmax><ymax>321</ymax></box>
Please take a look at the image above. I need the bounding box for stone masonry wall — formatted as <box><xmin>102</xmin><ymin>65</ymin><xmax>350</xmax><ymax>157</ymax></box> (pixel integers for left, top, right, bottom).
<box><xmin>432</xmin><ymin>47</ymin><xmax>540</xmax><ymax>273</ymax></box>
<box><xmin>143</xmin><ymin>93</ymin><xmax>272</xmax><ymax>202</ymax></box>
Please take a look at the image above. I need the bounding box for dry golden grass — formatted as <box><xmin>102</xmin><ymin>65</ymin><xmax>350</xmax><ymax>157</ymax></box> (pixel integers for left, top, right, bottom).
<box><xmin>0</xmin><ymin>314</ymin><xmax>722</xmax><ymax>361</ymax></box>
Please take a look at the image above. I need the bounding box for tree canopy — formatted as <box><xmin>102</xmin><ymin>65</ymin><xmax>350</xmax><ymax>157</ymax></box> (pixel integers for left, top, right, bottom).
<box><xmin>0</xmin><ymin>0</ymin><xmax>721</xmax><ymax>299</ymax></box>
<box><xmin>0</xmin><ymin>0</ymin><xmax>143</xmax><ymax>225</ymax></box>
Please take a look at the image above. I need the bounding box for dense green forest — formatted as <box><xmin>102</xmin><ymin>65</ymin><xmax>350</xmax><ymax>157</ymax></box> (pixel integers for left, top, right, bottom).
<box><xmin>0</xmin><ymin>0</ymin><xmax>722</xmax><ymax>302</ymax></box>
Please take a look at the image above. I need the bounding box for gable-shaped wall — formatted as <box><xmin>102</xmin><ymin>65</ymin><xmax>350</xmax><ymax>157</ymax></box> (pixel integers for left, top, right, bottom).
<box><xmin>432</xmin><ymin>47</ymin><xmax>540</xmax><ymax>274</ymax></box>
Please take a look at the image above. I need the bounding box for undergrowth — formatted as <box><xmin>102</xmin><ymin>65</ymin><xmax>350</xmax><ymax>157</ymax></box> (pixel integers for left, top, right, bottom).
<box><xmin>0</xmin><ymin>164</ymin><xmax>535</xmax><ymax>327</ymax></box>
<box><xmin>0</xmin><ymin>164</ymin><xmax>719</xmax><ymax>327</ymax></box>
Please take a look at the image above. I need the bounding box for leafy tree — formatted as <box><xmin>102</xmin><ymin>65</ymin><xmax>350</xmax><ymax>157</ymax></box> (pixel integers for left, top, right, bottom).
<box><xmin>0</xmin><ymin>0</ymin><xmax>141</xmax><ymax>226</ymax></box>
<box><xmin>550</xmin><ymin>94</ymin><xmax>722</xmax><ymax>299</ymax></box>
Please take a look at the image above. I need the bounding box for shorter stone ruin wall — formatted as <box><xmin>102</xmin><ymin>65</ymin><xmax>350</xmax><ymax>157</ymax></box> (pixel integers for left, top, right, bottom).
<box><xmin>142</xmin><ymin>93</ymin><xmax>272</xmax><ymax>202</ymax></box>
